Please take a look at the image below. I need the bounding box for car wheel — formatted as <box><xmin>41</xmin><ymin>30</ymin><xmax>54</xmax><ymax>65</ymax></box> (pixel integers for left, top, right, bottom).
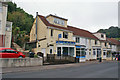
<box><xmin>18</xmin><ymin>56</ymin><xmax>23</xmax><ymax>58</ymax></box>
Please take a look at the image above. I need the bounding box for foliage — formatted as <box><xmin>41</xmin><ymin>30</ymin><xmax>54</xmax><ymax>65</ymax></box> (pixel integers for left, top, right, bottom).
<box><xmin>97</xmin><ymin>26</ymin><xmax>120</xmax><ymax>38</ymax></box>
<box><xmin>7</xmin><ymin>2</ymin><xmax>34</xmax><ymax>48</ymax></box>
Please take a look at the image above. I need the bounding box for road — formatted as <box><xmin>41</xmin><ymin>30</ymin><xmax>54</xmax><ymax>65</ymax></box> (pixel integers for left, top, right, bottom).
<box><xmin>2</xmin><ymin>61</ymin><xmax>118</xmax><ymax>78</ymax></box>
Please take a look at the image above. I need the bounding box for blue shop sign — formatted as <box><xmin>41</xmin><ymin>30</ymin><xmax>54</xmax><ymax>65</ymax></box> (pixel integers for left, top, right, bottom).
<box><xmin>76</xmin><ymin>46</ymin><xmax>81</xmax><ymax>48</ymax></box>
<box><xmin>76</xmin><ymin>56</ymin><xmax>85</xmax><ymax>58</ymax></box>
<box><xmin>56</xmin><ymin>41</ymin><xmax>75</xmax><ymax>45</ymax></box>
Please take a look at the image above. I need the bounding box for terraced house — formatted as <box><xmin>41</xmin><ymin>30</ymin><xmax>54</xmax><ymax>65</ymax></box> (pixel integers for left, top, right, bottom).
<box><xmin>29</xmin><ymin>13</ymin><xmax>120</xmax><ymax>62</ymax></box>
<box><xmin>29</xmin><ymin>13</ymin><xmax>76</xmax><ymax>60</ymax></box>
<box><xmin>93</xmin><ymin>33</ymin><xmax>113</xmax><ymax>60</ymax></box>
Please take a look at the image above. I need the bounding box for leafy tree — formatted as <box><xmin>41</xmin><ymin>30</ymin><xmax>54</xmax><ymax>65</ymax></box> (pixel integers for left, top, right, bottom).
<box><xmin>97</xmin><ymin>26</ymin><xmax>120</xmax><ymax>38</ymax></box>
<box><xmin>7</xmin><ymin>2</ymin><xmax>34</xmax><ymax>48</ymax></box>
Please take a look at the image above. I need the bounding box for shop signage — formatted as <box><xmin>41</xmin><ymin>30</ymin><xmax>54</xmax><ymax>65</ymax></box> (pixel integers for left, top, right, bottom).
<box><xmin>56</xmin><ymin>41</ymin><xmax>75</xmax><ymax>45</ymax></box>
<box><xmin>76</xmin><ymin>56</ymin><xmax>85</xmax><ymax>58</ymax></box>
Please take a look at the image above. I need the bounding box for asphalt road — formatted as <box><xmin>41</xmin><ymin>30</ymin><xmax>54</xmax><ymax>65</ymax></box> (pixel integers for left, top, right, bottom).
<box><xmin>2</xmin><ymin>61</ymin><xmax>119</xmax><ymax>78</ymax></box>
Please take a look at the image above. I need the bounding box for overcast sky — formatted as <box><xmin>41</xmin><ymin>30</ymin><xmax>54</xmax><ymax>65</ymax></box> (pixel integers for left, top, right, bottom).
<box><xmin>12</xmin><ymin>0</ymin><xmax>119</xmax><ymax>32</ymax></box>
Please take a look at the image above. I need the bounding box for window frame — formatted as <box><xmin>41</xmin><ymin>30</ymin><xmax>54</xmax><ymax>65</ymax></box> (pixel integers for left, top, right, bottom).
<box><xmin>63</xmin><ymin>32</ymin><xmax>68</xmax><ymax>39</ymax></box>
<box><xmin>101</xmin><ymin>34</ymin><xmax>104</xmax><ymax>38</ymax></box>
<box><xmin>95</xmin><ymin>40</ymin><xmax>97</xmax><ymax>45</ymax></box>
<box><xmin>51</xmin><ymin>29</ymin><xmax>53</xmax><ymax>37</ymax></box>
<box><xmin>54</xmin><ymin>18</ymin><xmax>65</xmax><ymax>26</ymax></box>
<box><xmin>76</xmin><ymin>37</ymin><xmax>80</xmax><ymax>43</ymax></box>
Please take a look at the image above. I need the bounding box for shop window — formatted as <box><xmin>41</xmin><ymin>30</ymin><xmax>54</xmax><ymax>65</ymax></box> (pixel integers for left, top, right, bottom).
<box><xmin>76</xmin><ymin>37</ymin><xmax>80</xmax><ymax>43</ymax></box>
<box><xmin>63</xmin><ymin>32</ymin><xmax>68</xmax><ymax>39</ymax></box>
<box><xmin>51</xmin><ymin>29</ymin><xmax>53</xmax><ymax>37</ymax></box>
<box><xmin>76</xmin><ymin>48</ymin><xmax>80</xmax><ymax>57</ymax></box>
<box><xmin>76</xmin><ymin>48</ymin><xmax>86</xmax><ymax>57</ymax></box>
<box><xmin>69</xmin><ymin>47</ymin><xmax>74</xmax><ymax>56</ymax></box>
<box><xmin>81</xmin><ymin>48</ymin><xmax>85</xmax><ymax>56</ymax></box>
<box><xmin>63</xmin><ymin>47</ymin><xmax>68</xmax><ymax>56</ymax></box>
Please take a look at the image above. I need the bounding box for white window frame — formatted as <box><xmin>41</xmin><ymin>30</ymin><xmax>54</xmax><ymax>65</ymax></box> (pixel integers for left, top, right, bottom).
<box><xmin>54</xmin><ymin>18</ymin><xmax>65</xmax><ymax>26</ymax></box>
<box><xmin>63</xmin><ymin>32</ymin><xmax>68</xmax><ymax>39</ymax></box>
<box><xmin>76</xmin><ymin>37</ymin><xmax>80</xmax><ymax>43</ymax></box>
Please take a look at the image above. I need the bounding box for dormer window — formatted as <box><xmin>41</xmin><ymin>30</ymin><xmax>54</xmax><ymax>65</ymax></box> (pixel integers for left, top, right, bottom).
<box><xmin>101</xmin><ymin>34</ymin><xmax>104</xmax><ymax>38</ymax></box>
<box><xmin>54</xmin><ymin>18</ymin><xmax>64</xmax><ymax>26</ymax></box>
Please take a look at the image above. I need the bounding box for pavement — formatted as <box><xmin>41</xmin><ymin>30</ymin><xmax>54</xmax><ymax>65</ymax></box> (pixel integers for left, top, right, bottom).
<box><xmin>2</xmin><ymin>60</ymin><xmax>118</xmax><ymax>78</ymax></box>
<box><xmin>2</xmin><ymin>60</ymin><xmax>101</xmax><ymax>74</ymax></box>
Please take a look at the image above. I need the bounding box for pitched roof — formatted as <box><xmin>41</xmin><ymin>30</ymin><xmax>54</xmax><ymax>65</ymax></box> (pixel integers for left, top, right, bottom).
<box><xmin>107</xmin><ymin>38</ymin><xmax>120</xmax><ymax>45</ymax></box>
<box><xmin>67</xmin><ymin>26</ymin><xmax>99</xmax><ymax>40</ymax></box>
<box><xmin>38</xmin><ymin>15</ymin><xmax>99</xmax><ymax>40</ymax></box>
<box><xmin>38</xmin><ymin>15</ymin><xmax>70</xmax><ymax>31</ymax></box>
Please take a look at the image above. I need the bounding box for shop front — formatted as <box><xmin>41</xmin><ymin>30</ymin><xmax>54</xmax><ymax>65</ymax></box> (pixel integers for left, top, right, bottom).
<box><xmin>56</xmin><ymin>41</ymin><xmax>75</xmax><ymax>57</ymax></box>
<box><xmin>76</xmin><ymin>45</ymin><xmax>86</xmax><ymax>62</ymax></box>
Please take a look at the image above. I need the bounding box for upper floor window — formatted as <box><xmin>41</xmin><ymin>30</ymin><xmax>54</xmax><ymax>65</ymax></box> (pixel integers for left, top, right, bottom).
<box><xmin>54</xmin><ymin>18</ymin><xmax>65</xmax><ymax>25</ymax></box>
<box><xmin>101</xmin><ymin>34</ymin><xmax>104</xmax><ymax>38</ymax></box>
<box><xmin>109</xmin><ymin>43</ymin><xmax>112</xmax><ymax>47</ymax></box>
<box><xmin>76</xmin><ymin>37</ymin><xmax>80</xmax><ymax>43</ymax></box>
<box><xmin>105</xmin><ymin>42</ymin><xmax>107</xmax><ymax>47</ymax></box>
<box><xmin>63</xmin><ymin>32</ymin><xmax>68</xmax><ymax>39</ymax></box>
<box><xmin>51</xmin><ymin>29</ymin><xmax>53</xmax><ymax>37</ymax></box>
<box><xmin>95</xmin><ymin>40</ymin><xmax>97</xmax><ymax>45</ymax></box>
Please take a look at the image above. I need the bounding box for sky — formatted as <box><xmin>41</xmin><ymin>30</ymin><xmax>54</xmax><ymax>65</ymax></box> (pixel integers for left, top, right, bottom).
<box><xmin>12</xmin><ymin>0</ymin><xmax>119</xmax><ymax>32</ymax></box>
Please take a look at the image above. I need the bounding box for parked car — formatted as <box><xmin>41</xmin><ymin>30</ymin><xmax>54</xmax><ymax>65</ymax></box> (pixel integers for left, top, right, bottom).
<box><xmin>0</xmin><ymin>48</ymin><xmax>25</xmax><ymax>58</ymax></box>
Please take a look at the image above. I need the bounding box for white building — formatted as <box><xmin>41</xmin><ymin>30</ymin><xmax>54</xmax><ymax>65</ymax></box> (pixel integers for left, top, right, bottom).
<box><xmin>0</xmin><ymin>0</ymin><xmax>12</xmax><ymax>48</ymax></box>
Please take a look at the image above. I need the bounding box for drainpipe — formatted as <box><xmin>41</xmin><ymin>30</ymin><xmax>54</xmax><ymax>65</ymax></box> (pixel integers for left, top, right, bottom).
<box><xmin>36</xmin><ymin>12</ymin><xmax>38</xmax><ymax>41</ymax></box>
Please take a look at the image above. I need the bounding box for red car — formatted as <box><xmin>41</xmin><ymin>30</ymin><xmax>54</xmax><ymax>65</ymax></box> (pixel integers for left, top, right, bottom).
<box><xmin>0</xmin><ymin>48</ymin><xmax>25</xmax><ymax>58</ymax></box>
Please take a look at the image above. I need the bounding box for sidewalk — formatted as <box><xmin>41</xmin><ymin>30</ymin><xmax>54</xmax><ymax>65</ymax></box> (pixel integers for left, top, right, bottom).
<box><xmin>2</xmin><ymin>60</ymin><xmax>111</xmax><ymax>74</ymax></box>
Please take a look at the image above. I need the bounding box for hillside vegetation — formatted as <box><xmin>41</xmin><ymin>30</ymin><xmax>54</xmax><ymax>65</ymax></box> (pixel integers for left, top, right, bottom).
<box><xmin>7</xmin><ymin>2</ymin><xmax>34</xmax><ymax>48</ymax></box>
<box><xmin>97</xmin><ymin>26</ymin><xmax>120</xmax><ymax>39</ymax></box>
